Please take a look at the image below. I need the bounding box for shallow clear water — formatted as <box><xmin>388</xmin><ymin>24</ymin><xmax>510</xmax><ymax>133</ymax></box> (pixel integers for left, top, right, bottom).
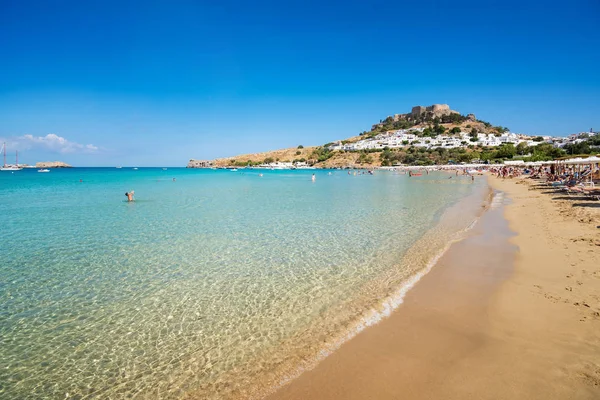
<box><xmin>0</xmin><ymin>168</ymin><xmax>486</xmax><ymax>399</ymax></box>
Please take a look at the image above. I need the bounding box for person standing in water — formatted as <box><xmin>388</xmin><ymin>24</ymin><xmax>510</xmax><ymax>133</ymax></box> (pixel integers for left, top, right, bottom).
<box><xmin>125</xmin><ymin>190</ymin><xmax>135</xmax><ymax>202</ymax></box>
<box><xmin>311</xmin><ymin>173</ymin><xmax>316</xmax><ymax>182</ymax></box>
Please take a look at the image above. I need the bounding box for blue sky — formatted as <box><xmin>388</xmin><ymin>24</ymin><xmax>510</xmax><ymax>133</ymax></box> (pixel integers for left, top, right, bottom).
<box><xmin>1</xmin><ymin>0</ymin><xmax>598</xmax><ymax>166</ymax></box>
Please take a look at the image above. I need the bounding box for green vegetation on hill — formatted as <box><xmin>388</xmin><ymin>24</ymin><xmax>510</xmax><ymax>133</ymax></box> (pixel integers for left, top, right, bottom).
<box><xmin>374</xmin><ymin>138</ymin><xmax>598</xmax><ymax>167</ymax></box>
<box><xmin>562</xmin><ymin>134</ymin><xmax>600</xmax><ymax>155</ymax></box>
<box><xmin>310</xmin><ymin>147</ymin><xmax>334</xmax><ymax>162</ymax></box>
<box><xmin>362</xmin><ymin>114</ymin><xmax>473</xmax><ymax>137</ymax></box>
<box><xmin>379</xmin><ymin>146</ymin><xmax>477</xmax><ymax>166</ymax></box>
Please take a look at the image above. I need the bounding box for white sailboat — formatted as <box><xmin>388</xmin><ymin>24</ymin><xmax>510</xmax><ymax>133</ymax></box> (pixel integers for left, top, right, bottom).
<box><xmin>1</xmin><ymin>142</ymin><xmax>23</xmax><ymax>171</ymax></box>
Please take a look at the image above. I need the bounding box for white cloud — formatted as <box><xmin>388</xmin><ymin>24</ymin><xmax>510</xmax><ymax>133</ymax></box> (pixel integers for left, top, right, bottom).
<box><xmin>16</xmin><ymin>134</ymin><xmax>99</xmax><ymax>154</ymax></box>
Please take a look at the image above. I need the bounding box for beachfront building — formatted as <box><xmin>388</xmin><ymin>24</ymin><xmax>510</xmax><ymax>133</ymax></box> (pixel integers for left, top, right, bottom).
<box><xmin>256</xmin><ymin>161</ymin><xmax>295</xmax><ymax>169</ymax></box>
<box><xmin>326</xmin><ymin>128</ymin><xmax>590</xmax><ymax>153</ymax></box>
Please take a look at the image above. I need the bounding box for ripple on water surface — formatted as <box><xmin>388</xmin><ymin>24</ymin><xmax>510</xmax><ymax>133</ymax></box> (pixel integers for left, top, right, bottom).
<box><xmin>0</xmin><ymin>169</ymin><xmax>487</xmax><ymax>399</ymax></box>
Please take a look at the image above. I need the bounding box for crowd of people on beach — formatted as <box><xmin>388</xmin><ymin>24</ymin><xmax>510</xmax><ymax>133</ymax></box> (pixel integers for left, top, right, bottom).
<box><xmin>504</xmin><ymin>161</ymin><xmax>600</xmax><ymax>200</ymax></box>
<box><xmin>490</xmin><ymin>166</ymin><xmax>522</xmax><ymax>179</ymax></box>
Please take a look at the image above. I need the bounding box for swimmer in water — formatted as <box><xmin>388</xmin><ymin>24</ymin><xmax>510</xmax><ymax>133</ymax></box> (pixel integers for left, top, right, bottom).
<box><xmin>125</xmin><ymin>191</ymin><xmax>134</xmax><ymax>202</ymax></box>
<box><xmin>311</xmin><ymin>173</ymin><xmax>316</xmax><ymax>182</ymax></box>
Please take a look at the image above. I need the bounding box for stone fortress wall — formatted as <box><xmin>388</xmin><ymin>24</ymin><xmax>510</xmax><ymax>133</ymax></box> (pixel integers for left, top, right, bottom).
<box><xmin>377</xmin><ymin>104</ymin><xmax>461</xmax><ymax>128</ymax></box>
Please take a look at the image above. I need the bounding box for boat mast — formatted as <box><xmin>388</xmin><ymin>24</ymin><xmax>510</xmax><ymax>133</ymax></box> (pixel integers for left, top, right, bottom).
<box><xmin>3</xmin><ymin>142</ymin><xmax>6</xmax><ymax>167</ymax></box>
<box><xmin>16</xmin><ymin>150</ymin><xmax>18</xmax><ymax>166</ymax></box>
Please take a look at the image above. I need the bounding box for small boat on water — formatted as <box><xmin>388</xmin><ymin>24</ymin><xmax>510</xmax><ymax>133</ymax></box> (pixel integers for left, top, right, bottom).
<box><xmin>1</xmin><ymin>142</ymin><xmax>23</xmax><ymax>171</ymax></box>
<box><xmin>116</xmin><ymin>166</ymin><xmax>122</xmax><ymax>169</ymax></box>
<box><xmin>133</xmin><ymin>167</ymin><xmax>138</xmax><ymax>170</ymax></box>
<box><xmin>162</xmin><ymin>168</ymin><xmax>167</xmax><ymax>170</ymax></box>
<box><xmin>38</xmin><ymin>169</ymin><xmax>50</xmax><ymax>173</ymax></box>
<box><xmin>0</xmin><ymin>166</ymin><xmax>22</xmax><ymax>171</ymax></box>
<box><xmin>231</xmin><ymin>168</ymin><xmax>238</xmax><ymax>172</ymax></box>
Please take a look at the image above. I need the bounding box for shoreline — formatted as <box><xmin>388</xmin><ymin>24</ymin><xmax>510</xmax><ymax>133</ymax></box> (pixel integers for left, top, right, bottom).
<box><xmin>262</xmin><ymin>178</ymin><xmax>492</xmax><ymax>395</ymax></box>
<box><xmin>233</xmin><ymin>176</ymin><xmax>492</xmax><ymax>399</ymax></box>
<box><xmin>183</xmin><ymin>173</ymin><xmax>492</xmax><ymax>400</ymax></box>
<box><xmin>267</xmin><ymin>176</ymin><xmax>600</xmax><ymax>399</ymax></box>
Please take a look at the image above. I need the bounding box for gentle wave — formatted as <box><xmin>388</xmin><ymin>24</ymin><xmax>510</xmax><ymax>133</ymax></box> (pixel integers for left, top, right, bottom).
<box><xmin>256</xmin><ymin>179</ymin><xmax>494</xmax><ymax>400</ymax></box>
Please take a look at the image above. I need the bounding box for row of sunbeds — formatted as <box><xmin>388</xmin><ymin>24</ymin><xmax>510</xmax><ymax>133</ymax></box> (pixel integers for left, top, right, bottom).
<box><xmin>535</xmin><ymin>172</ymin><xmax>600</xmax><ymax>201</ymax></box>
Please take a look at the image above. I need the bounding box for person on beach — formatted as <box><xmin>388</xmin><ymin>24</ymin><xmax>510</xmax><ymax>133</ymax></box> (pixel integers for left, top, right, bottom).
<box><xmin>125</xmin><ymin>191</ymin><xmax>135</xmax><ymax>202</ymax></box>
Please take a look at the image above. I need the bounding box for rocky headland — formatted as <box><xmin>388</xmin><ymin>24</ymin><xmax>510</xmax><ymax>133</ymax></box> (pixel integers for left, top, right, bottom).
<box><xmin>188</xmin><ymin>104</ymin><xmax>500</xmax><ymax>168</ymax></box>
<box><xmin>188</xmin><ymin>103</ymin><xmax>596</xmax><ymax>168</ymax></box>
<box><xmin>35</xmin><ymin>161</ymin><xmax>73</xmax><ymax>168</ymax></box>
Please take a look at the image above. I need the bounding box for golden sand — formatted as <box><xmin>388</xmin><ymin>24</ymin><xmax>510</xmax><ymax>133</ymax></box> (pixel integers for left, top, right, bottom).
<box><xmin>267</xmin><ymin>176</ymin><xmax>600</xmax><ymax>399</ymax></box>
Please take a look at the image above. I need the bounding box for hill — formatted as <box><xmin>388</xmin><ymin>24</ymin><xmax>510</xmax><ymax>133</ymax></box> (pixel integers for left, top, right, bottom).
<box><xmin>189</xmin><ymin>104</ymin><xmax>591</xmax><ymax>168</ymax></box>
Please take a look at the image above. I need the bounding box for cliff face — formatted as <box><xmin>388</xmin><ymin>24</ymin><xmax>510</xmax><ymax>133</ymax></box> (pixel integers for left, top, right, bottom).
<box><xmin>35</xmin><ymin>161</ymin><xmax>72</xmax><ymax>168</ymax></box>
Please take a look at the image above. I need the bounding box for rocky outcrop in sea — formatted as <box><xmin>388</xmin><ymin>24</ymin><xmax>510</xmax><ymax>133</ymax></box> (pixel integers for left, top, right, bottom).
<box><xmin>35</xmin><ymin>161</ymin><xmax>73</xmax><ymax>168</ymax></box>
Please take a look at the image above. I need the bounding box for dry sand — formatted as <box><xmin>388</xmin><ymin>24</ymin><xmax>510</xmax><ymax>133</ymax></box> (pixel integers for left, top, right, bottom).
<box><xmin>267</xmin><ymin>176</ymin><xmax>600</xmax><ymax>400</ymax></box>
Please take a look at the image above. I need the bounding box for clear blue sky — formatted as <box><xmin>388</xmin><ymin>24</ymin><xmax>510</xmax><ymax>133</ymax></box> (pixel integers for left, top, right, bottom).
<box><xmin>1</xmin><ymin>0</ymin><xmax>598</xmax><ymax>166</ymax></box>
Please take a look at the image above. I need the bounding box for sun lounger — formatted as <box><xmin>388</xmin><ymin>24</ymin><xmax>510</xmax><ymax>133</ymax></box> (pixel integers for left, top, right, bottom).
<box><xmin>564</xmin><ymin>186</ymin><xmax>600</xmax><ymax>200</ymax></box>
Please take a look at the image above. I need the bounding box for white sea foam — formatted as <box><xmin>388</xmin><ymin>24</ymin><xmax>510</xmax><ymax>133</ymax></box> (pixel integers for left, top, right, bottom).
<box><xmin>268</xmin><ymin>185</ymin><xmax>495</xmax><ymax>399</ymax></box>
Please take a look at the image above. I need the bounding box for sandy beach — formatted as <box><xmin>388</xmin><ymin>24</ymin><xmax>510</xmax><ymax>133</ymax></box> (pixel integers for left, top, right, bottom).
<box><xmin>268</xmin><ymin>175</ymin><xmax>600</xmax><ymax>399</ymax></box>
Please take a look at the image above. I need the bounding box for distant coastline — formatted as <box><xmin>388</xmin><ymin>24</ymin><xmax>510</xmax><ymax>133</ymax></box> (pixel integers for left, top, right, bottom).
<box><xmin>35</xmin><ymin>161</ymin><xmax>72</xmax><ymax>168</ymax></box>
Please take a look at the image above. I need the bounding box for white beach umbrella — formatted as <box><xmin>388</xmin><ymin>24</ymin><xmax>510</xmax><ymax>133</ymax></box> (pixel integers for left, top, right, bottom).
<box><xmin>584</xmin><ymin>156</ymin><xmax>600</xmax><ymax>164</ymax></box>
<box><xmin>563</xmin><ymin>157</ymin><xmax>586</xmax><ymax>165</ymax></box>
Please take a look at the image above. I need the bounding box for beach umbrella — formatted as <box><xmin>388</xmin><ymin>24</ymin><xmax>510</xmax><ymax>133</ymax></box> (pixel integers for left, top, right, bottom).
<box><xmin>563</xmin><ymin>157</ymin><xmax>587</xmax><ymax>165</ymax></box>
<box><xmin>584</xmin><ymin>156</ymin><xmax>600</xmax><ymax>164</ymax></box>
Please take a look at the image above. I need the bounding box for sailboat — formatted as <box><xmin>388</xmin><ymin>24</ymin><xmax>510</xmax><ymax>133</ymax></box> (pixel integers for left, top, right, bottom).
<box><xmin>1</xmin><ymin>142</ymin><xmax>23</xmax><ymax>171</ymax></box>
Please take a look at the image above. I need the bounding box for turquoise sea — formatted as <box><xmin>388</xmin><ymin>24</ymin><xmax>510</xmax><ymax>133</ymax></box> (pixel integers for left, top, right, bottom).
<box><xmin>0</xmin><ymin>168</ymin><xmax>487</xmax><ymax>399</ymax></box>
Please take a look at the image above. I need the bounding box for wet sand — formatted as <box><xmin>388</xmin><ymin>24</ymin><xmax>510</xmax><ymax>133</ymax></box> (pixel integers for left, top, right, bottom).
<box><xmin>268</xmin><ymin>176</ymin><xmax>600</xmax><ymax>399</ymax></box>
